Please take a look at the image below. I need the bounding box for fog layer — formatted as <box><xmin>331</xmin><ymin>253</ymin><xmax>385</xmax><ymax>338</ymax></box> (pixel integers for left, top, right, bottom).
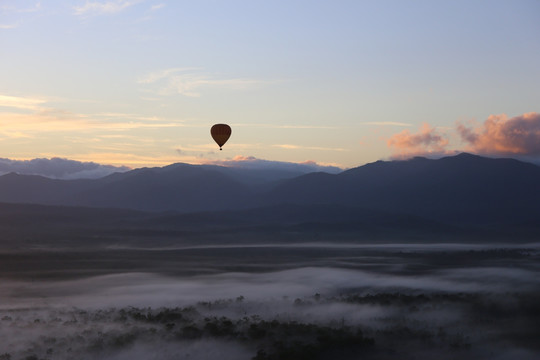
<box><xmin>1</xmin><ymin>243</ymin><xmax>539</xmax><ymax>360</ymax></box>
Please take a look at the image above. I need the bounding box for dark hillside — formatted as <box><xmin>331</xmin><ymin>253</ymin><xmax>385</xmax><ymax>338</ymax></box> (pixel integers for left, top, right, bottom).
<box><xmin>266</xmin><ymin>153</ymin><xmax>540</xmax><ymax>224</ymax></box>
<box><xmin>0</xmin><ymin>154</ymin><xmax>538</xmax><ymax>226</ymax></box>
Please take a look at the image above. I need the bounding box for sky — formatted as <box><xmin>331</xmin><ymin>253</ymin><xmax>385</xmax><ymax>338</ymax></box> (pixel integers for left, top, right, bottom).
<box><xmin>1</xmin><ymin>0</ymin><xmax>540</xmax><ymax>171</ymax></box>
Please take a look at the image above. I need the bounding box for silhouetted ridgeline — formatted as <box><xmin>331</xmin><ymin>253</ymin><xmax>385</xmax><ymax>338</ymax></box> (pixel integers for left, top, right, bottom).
<box><xmin>265</xmin><ymin>153</ymin><xmax>540</xmax><ymax>224</ymax></box>
<box><xmin>0</xmin><ymin>153</ymin><xmax>539</xmax><ymax>227</ymax></box>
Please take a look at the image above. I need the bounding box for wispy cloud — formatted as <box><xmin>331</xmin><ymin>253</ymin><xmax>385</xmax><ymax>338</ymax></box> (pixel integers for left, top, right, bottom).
<box><xmin>0</xmin><ymin>94</ymin><xmax>181</xmax><ymax>138</ymax></box>
<box><xmin>0</xmin><ymin>112</ymin><xmax>179</xmax><ymax>136</ymax></box>
<box><xmin>1</xmin><ymin>2</ymin><xmax>41</xmax><ymax>14</ymax></box>
<box><xmin>457</xmin><ymin>112</ymin><xmax>540</xmax><ymax>156</ymax></box>
<box><xmin>0</xmin><ymin>94</ymin><xmax>47</xmax><ymax>110</ymax></box>
<box><xmin>0</xmin><ymin>94</ymin><xmax>228</xmax><ymax>168</ymax></box>
<box><xmin>137</xmin><ymin>67</ymin><xmax>200</xmax><ymax>84</ymax></box>
<box><xmin>273</xmin><ymin>144</ymin><xmax>347</xmax><ymax>151</ymax></box>
<box><xmin>0</xmin><ymin>2</ymin><xmax>42</xmax><ymax>30</ymax></box>
<box><xmin>361</xmin><ymin>121</ymin><xmax>412</xmax><ymax>127</ymax></box>
<box><xmin>71</xmin><ymin>152</ymin><xmax>184</xmax><ymax>167</ymax></box>
<box><xmin>150</xmin><ymin>3</ymin><xmax>165</xmax><ymax>11</ymax></box>
<box><xmin>232</xmin><ymin>123</ymin><xmax>339</xmax><ymax>130</ymax></box>
<box><xmin>73</xmin><ymin>0</ymin><xmax>141</xmax><ymax>16</ymax></box>
<box><xmin>176</xmin><ymin>142</ymin><xmax>257</xmax><ymax>157</ymax></box>
<box><xmin>138</xmin><ymin>68</ymin><xmax>268</xmax><ymax>97</ymax></box>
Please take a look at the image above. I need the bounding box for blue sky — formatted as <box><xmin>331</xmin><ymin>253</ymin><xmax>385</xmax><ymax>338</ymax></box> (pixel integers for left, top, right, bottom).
<box><xmin>1</xmin><ymin>0</ymin><xmax>539</xmax><ymax>169</ymax></box>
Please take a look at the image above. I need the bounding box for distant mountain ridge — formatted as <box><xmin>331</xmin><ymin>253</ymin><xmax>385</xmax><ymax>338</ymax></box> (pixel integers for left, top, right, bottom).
<box><xmin>0</xmin><ymin>153</ymin><xmax>539</xmax><ymax>226</ymax></box>
<box><xmin>264</xmin><ymin>153</ymin><xmax>540</xmax><ymax>224</ymax></box>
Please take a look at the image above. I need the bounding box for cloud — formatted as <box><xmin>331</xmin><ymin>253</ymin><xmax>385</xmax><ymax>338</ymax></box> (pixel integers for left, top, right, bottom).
<box><xmin>457</xmin><ymin>112</ymin><xmax>540</xmax><ymax>156</ymax></box>
<box><xmin>73</xmin><ymin>0</ymin><xmax>141</xmax><ymax>16</ymax></box>
<box><xmin>1</xmin><ymin>2</ymin><xmax>41</xmax><ymax>14</ymax></box>
<box><xmin>0</xmin><ymin>94</ymin><xmax>181</xmax><ymax>137</ymax></box>
<box><xmin>150</xmin><ymin>3</ymin><xmax>165</xmax><ymax>11</ymax></box>
<box><xmin>231</xmin><ymin>123</ymin><xmax>339</xmax><ymax>130</ymax></box>
<box><xmin>0</xmin><ymin>111</ymin><xmax>178</xmax><ymax>137</ymax></box>
<box><xmin>361</xmin><ymin>121</ymin><xmax>412</xmax><ymax>127</ymax></box>
<box><xmin>273</xmin><ymin>144</ymin><xmax>346</xmax><ymax>151</ymax></box>
<box><xmin>203</xmin><ymin>155</ymin><xmax>343</xmax><ymax>174</ymax></box>
<box><xmin>0</xmin><ymin>94</ymin><xmax>47</xmax><ymax>110</ymax></box>
<box><xmin>384</xmin><ymin>112</ymin><xmax>540</xmax><ymax>162</ymax></box>
<box><xmin>139</xmin><ymin>68</ymin><xmax>267</xmax><ymax>97</ymax></box>
<box><xmin>0</xmin><ymin>2</ymin><xmax>41</xmax><ymax>30</ymax></box>
<box><xmin>0</xmin><ymin>157</ymin><xmax>130</xmax><ymax>179</ymax></box>
<box><xmin>137</xmin><ymin>67</ymin><xmax>199</xmax><ymax>84</ymax></box>
<box><xmin>387</xmin><ymin>123</ymin><xmax>450</xmax><ymax>158</ymax></box>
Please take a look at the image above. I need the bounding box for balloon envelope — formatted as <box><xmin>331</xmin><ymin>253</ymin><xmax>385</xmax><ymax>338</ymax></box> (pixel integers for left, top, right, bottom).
<box><xmin>211</xmin><ymin>124</ymin><xmax>232</xmax><ymax>150</ymax></box>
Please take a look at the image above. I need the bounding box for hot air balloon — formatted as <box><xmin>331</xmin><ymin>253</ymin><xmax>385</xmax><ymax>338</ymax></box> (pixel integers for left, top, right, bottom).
<box><xmin>211</xmin><ymin>124</ymin><xmax>232</xmax><ymax>150</ymax></box>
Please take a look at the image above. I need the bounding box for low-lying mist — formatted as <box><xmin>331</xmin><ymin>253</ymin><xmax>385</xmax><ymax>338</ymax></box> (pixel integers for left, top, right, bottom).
<box><xmin>1</xmin><ymin>243</ymin><xmax>539</xmax><ymax>359</ymax></box>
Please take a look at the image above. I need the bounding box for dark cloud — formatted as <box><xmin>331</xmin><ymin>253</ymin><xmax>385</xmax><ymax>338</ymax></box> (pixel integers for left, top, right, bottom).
<box><xmin>0</xmin><ymin>157</ymin><xmax>130</xmax><ymax>179</ymax></box>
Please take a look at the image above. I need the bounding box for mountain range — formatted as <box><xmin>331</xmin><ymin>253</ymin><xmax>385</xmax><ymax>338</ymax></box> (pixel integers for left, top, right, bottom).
<box><xmin>0</xmin><ymin>153</ymin><xmax>539</xmax><ymax>236</ymax></box>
